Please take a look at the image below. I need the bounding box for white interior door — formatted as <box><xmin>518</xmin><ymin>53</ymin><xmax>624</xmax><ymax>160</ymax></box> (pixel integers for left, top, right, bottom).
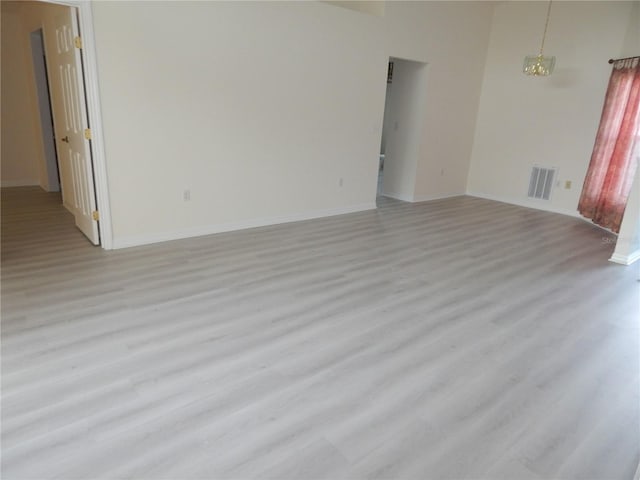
<box><xmin>47</xmin><ymin>7</ymin><xmax>99</xmax><ymax>245</ymax></box>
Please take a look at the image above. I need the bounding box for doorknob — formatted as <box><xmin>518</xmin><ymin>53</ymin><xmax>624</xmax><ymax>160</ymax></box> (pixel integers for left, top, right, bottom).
<box><xmin>61</xmin><ymin>136</ymin><xmax>69</xmax><ymax>143</ymax></box>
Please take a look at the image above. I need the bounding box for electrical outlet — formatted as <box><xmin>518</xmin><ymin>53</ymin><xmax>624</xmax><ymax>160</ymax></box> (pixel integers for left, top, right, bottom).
<box><xmin>339</xmin><ymin>178</ymin><xmax>343</xmax><ymax>187</ymax></box>
<box><xmin>183</xmin><ymin>189</ymin><xmax>191</xmax><ymax>201</ymax></box>
<box><xmin>565</xmin><ymin>180</ymin><xmax>572</xmax><ymax>189</ymax></box>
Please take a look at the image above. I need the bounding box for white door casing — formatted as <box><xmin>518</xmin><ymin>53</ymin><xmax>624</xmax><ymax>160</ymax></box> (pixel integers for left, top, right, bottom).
<box><xmin>47</xmin><ymin>6</ymin><xmax>99</xmax><ymax>245</ymax></box>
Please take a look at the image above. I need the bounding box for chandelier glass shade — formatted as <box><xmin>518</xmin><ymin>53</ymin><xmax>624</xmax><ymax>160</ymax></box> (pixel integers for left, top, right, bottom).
<box><xmin>523</xmin><ymin>54</ymin><xmax>556</xmax><ymax>76</ymax></box>
<box><xmin>523</xmin><ymin>1</ymin><xmax>555</xmax><ymax>76</ymax></box>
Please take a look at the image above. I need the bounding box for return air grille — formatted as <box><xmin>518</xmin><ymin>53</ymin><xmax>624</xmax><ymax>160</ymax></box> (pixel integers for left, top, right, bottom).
<box><xmin>528</xmin><ymin>166</ymin><xmax>555</xmax><ymax>200</ymax></box>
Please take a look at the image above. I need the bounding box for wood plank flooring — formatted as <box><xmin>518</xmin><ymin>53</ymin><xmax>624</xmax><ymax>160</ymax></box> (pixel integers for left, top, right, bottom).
<box><xmin>2</xmin><ymin>186</ymin><xmax>639</xmax><ymax>480</ymax></box>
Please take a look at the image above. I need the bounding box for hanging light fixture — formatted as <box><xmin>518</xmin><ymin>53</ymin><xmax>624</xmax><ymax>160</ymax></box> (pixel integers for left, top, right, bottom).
<box><xmin>523</xmin><ymin>0</ymin><xmax>556</xmax><ymax>76</ymax></box>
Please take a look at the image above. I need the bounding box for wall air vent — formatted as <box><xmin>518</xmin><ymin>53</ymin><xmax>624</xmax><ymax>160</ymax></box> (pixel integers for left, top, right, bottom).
<box><xmin>527</xmin><ymin>166</ymin><xmax>556</xmax><ymax>200</ymax></box>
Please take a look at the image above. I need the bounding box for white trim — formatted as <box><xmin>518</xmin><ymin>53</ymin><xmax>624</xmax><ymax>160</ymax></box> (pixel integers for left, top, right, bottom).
<box><xmin>380</xmin><ymin>192</ymin><xmax>464</xmax><ymax>203</ymax></box>
<box><xmin>413</xmin><ymin>193</ymin><xmax>464</xmax><ymax>203</ymax></box>
<box><xmin>1</xmin><ymin>180</ymin><xmax>40</xmax><ymax>188</ymax></box>
<box><xmin>112</xmin><ymin>203</ymin><xmax>376</xmax><ymax>249</ymax></box>
<box><xmin>466</xmin><ymin>191</ymin><xmax>581</xmax><ymax>219</ymax></box>
<box><xmin>609</xmin><ymin>250</ymin><xmax>640</xmax><ymax>265</ymax></box>
<box><xmin>380</xmin><ymin>192</ymin><xmax>413</xmax><ymax>202</ymax></box>
<box><xmin>41</xmin><ymin>0</ymin><xmax>113</xmax><ymax>249</ymax></box>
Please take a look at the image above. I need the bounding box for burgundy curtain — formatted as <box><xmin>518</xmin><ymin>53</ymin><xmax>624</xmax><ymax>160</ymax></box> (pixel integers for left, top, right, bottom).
<box><xmin>578</xmin><ymin>57</ymin><xmax>640</xmax><ymax>233</ymax></box>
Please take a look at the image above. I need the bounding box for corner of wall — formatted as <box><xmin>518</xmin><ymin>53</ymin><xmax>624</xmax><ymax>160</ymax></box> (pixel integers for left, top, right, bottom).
<box><xmin>466</xmin><ymin>2</ymin><xmax>635</xmax><ymax>221</ymax></box>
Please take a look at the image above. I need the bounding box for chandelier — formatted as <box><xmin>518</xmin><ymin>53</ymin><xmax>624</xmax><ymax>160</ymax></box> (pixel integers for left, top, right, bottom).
<box><xmin>523</xmin><ymin>0</ymin><xmax>556</xmax><ymax>76</ymax></box>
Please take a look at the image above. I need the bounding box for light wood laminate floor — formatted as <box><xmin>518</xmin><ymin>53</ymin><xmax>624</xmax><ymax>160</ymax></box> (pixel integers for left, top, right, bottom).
<box><xmin>2</xmin><ymin>186</ymin><xmax>639</xmax><ymax>480</ymax></box>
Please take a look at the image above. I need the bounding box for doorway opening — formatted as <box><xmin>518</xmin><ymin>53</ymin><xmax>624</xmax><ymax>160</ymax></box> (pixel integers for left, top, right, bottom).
<box><xmin>30</xmin><ymin>28</ymin><xmax>60</xmax><ymax>192</ymax></box>
<box><xmin>377</xmin><ymin>61</ymin><xmax>393</xmax><ymax>196</ymax></box>
<box><xmin>377</xmin><ymin>57</ymin><xmax>428</xmax><ymax>202</ymax></box>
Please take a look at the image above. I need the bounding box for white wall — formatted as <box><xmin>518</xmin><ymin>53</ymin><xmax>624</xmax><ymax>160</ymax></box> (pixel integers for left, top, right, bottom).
<box><xmin>92</xmin><ymin>1</ymin><xmax>386</xmax><ymax>246</ymax></box>
<box><xmin>621</xmin><ymin>0</ymin><xmax>640</xmax><ymax>58</ymax></box>
<box><xmin>384</xmin><ymin>1</ymin><xmax>494</xmax><ymax>202</ymax></box>
<box><xmin>90</xmin><ymin>1</ymin><xmax>495</xmax><ymax>247</ymax></box>
<box><xmin>612</xmin><ymin>0</ymin><xmax>640</xmax><ymax>265</ymax></box>
<box><xmin>1</xmin><ymin>2</ymin><xmax>41</xmax><ymax>187</ymax></box>
<box><xmin>611</xmin><ymin>166</ymin><xmax>640</xmax><ymax>265</ymax></box>
<box><xmin>467</xmin><ymin>1</ymin><xmax>636</xmax><ymax>217</ymax></box>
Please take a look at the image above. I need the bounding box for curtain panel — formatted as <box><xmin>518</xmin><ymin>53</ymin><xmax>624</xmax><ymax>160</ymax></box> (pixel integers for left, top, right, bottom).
<box><xmin>578</xmin><ymin>57</ymin><xmax>640</xmax><ymax>233</ymax></box>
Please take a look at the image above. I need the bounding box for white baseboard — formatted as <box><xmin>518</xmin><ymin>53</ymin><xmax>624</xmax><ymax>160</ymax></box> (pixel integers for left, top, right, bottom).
<box><xmin>609</xmin><ymin>250</ymin><xmax>640</xmax><ymax>265</ymax></box>
<box><xmin>381</xmin><ymin>192</ymin><xmax>463</xmax><ymax>203</ymax></box>
<box><xmin>380</xmin><ymin>192</ymin><xmax>413</xmax><ymax>202</ymax></box>
<box><xmin>413</xmin><ymin>193</ymin><xmax>464</xmax><ymax>203</ymax></box>
<box><xmin>1</xmin><ymin>179</ymin><xmax>39</xmax><ymax>188</ymax></box>
<box><xmin>466</xmin><ymin>191</ymin><xmax>581</xmax><ymax>219</ymax></box>
<box><xmin>112</xmin><ymin>202</ymin><xmax>377</xmax><ymax>249</ymax></box>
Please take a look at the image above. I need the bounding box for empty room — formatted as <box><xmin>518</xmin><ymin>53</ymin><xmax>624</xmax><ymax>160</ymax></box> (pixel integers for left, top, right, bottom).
<box><xmin>1</xmin><ymin>1</ymin><xmax>639</xmax><ymax>479</ymax></box>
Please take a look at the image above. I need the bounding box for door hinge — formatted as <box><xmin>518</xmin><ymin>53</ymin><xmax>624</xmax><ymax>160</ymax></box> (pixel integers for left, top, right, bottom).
<box><xmin>84</xmin><ymin>128</ymin><xmax>92</xmax><ymax>140</ymax></box>
<box><xmin>74</xmin><ymin>36</ymin><xmax>82</xmax><ymax>49</ymax></box>
<box><xmin>92</xmin><ymin>210</ymin><xmax>99</xmax><ymax>221</ymax></box>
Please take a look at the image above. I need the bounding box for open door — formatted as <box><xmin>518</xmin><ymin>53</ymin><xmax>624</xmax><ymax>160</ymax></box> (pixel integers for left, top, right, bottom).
<box><xmin>47</xmin><ymin>6</ymin><xmax>99</xmax><ymax>245</ymax></box>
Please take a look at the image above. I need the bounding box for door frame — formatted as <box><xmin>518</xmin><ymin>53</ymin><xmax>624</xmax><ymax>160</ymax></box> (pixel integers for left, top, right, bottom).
<box><xmin>40</xmin><ymin>0</ymin><xmax>112</xmax><ymax>249</ymax></box>
<box><xmin>377</xmin><ymin>56</ymin><xmax>428</xmax><ymax>202</ymax></box>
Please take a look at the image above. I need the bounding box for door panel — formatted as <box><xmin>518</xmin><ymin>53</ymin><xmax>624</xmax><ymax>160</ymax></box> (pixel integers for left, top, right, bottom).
<box><xmin>47</xmin><ymin>7</ymin><xmax>99</xmax><ymax>245</ymax></box>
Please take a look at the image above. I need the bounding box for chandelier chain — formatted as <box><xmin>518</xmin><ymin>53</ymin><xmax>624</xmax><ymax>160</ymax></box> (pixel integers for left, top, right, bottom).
<box><xmin>539</xmin><ymin>0</ymin><xmax>553</xmax><ymax>55</ymax></box>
